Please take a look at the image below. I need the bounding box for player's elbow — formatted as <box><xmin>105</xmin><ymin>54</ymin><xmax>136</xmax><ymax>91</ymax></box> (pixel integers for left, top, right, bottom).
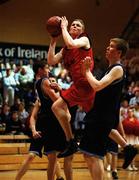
<box><xmin>91</xmin><ymin>84</ymin><xmax>102</xmax><ymax>92</ymax></box>
<box><xmin>47</xmin><ymin>60</ymin><xmax>53</xmax><ymax>66</ymax></box>
<box><xmin>47</xmin><ymin>58</ymin><xmax>55</xmax><ymax>66</ymax></box>
<box><xmin>66</xmin><ymin>41</ymin><xmax>76</xmax><ymax>49</ymax></box>
<box><xmin>66</xmin><ymin>44</ymin><xmax>74</xmax><ymax>49</ymax></box>
<box><xmin>93</xmin><ymin>86</ymin><xmax>100</xmax><ymax>92</ymax></box>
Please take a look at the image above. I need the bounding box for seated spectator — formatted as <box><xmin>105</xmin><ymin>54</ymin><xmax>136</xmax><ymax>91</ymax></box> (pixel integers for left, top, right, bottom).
<box><xmin>120</xmin><ymin>99</ymin><xmax>129</xmax><ymax>121</ymax></box>
<box><xmin>129</xmin><ymin>89</ymin><xmax>139</xmax><ymax>108</ymax></box>
<box><xmin>13</xmin><ymin>63</ymin><xmax>21</xmax><ymax>86</ymax></box>
<box><xmin>3</xmin><ymin>68</ymin><xmax>17</xmax><ymax>106</ymax></box>
<box><xmin>26</xmin><ymin>59</ymin><xmax>34</xmax><ymax>83</ymax></box>
<box><xmin>11</xmin><ymin>97</ymin><xmax>21</xmax><ymax>112</ymax></box>
<box><xmin>0</xmin><ymin>106</ymin><xmax>6</xmax><ymax>134</ymax></box>
<box><xmin>123</xmin><ymin>83</ymin><xmax>135</xmax><ymax>103</ymax></box>
<box><xmin>18</xmin><ymin>66</ymin><xmax>29</xmax><ymax>85</ymax></box>
<box><xmin>18</xmin><ymin>101</ymin><xmax>29</xmax><ymax>132</ymax></box>
<box><xmin>5</xmin><ymin>110</ymin><xmax>24</xmax><ymax>135</ymax></box>
<box><xmin>18</xmin><ymin>66</ymin><xmax>30</xmax><ymax>101</ymax></box>
<box><xmin>1</xmin><ymin>103</ymin><xmax>11</xmax><ymax>125</ymax></box>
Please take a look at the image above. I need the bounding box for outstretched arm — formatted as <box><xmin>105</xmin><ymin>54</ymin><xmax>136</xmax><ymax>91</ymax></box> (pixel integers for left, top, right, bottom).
<box><xmin>82</xmin><ymin>56</ymin><xmax>124</xmax><ymax>91</ymax></box>
<box><xmin>47</xmin><ymin>38</ymin><xmax>63</xmax><ymax>66</ymax></box>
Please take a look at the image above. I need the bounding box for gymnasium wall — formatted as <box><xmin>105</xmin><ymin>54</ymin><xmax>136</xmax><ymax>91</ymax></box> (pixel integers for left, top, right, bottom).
<box><xmin>0</xmin><ymin>0</ymin><xmax>139</xmax><ymax>58</ymax></box>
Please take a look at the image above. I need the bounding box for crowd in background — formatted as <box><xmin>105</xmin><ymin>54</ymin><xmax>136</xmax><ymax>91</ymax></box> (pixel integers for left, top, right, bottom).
<box><xmin>0</xmin><ymin>56</ymin><xmax>139</xmax><ymax>143</ymax></box>
<box><xmin>0</xmin><ymin>58</ymin><xmax>73</xmax><ymax>135</ymax></box>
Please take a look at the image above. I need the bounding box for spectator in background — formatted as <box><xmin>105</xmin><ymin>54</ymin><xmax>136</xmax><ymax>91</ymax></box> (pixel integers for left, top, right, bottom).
<box><xmin>74</xmin><ymin>105</ymin><xmax>86</xmax><ymax>142</ymax></box>
<box><xmin>57</xmin><ymin>69</ymin><xmax>72</xmax><ymax>90</ymax></box>
<box><xmin>120</xmin><ymin>99</ymin><xmax>129</xmax><ymax>121</ymax></box>
<box><xmin>0</xmin><ymin>62</ymin><xmax>6</xmax><ymax>78</ymax></box>
<box><xmin>1</xmin><ymin>104</ymin><xmax>11</xmax><ymax>131</ymax></box>
<box><xmin>0</xmin><ymin>106</ymin><xmax>6</xmax><ymax>134</ymax></box>
<box><xmin>52</xmin><ymin>63</ymin><xmax>62</xmax><ymax>77</ymax></box>
<box><xmin>18</xmin><ymin>66</ymin><xmax>29</xmax><ymax>84</ymax></box>
<box><xmin>123</xmin><ymin>82</ymin><xmax>135</xmax><ymax>103</ymax></box>
<box><xmin>14</xmin><ymin>63</ymin><xmax>21</xmax><ymax>86</ymax></box>
<box><xmin>5</xmin><ymin>110</ymin><xmax>24</xmax><ymax>135</ymax></box>
<box><xmin>25</xmin><ymin>88</ymin><xmax>36</xmax><ymax>109</ymax></box>
<box><xmin>18</xmin><ymin>66</ymin><xmax>30</xmax><ymax>101</ymax></box>
<box><xmin>134</xmin><ymin>102</ymin><xmax>139</xmax><ymax>119</ymax></box>
<box><xmin>0</xmin><ymin>67</ymin><xmax>2</xmax><ymax>80</ymax></box>
<box><xmin>18</xmin><ymin>101</ymin><xmax>29</xmax><ymax>133</ymax></box>
<box><xmin>129</xmin><ymin>89</ymin><xmax>139</xmax><ymax>108</ymax></box>
<box><xmin>122</xmin><ymin>108</ymin><xmax>139</xmax><ymax>171</ymax></box>
<box><xmin>26</xmin><ymin>59</ymin><xmax>34</xmax><ymax>83</ymax></box>
<box><xmin>3</xmin><ymin>68</ymin><xmax>17</xmax><ymax>106</ymax></box>
<box><xmin>11</xmin><ymin>97</ymin><xmax>21</xmax><ymax>112</ymax></box>
<box><xmin>128</xmin><ymin>56</ymin><xmax>139</xmax><ymax>82</ymax></box>
<box><xmin>132</xmin><ymin>81</ymin><xmax>139</xmax><ymax>94</ymax></box>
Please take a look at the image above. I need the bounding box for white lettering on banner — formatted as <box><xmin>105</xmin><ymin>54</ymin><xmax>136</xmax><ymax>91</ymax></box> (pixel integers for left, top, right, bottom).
<box><xmin>4</xmin><ymin>48</ymin><xmax>16</xmax><ymax>57</ymax></box>
<box><xmin>17</xmin><ymin>46</ymin><xmax>47</xmax><ymax>59</ymax></box>
<box><xmin>0</xmin><ymin>43</ymin><xmax>49</xmax><ymax>59</ymax></box>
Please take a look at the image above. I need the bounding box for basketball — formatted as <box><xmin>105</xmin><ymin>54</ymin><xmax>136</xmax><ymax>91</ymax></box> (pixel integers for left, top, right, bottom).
<box><xmin>46</xmin><ymin>16</ymin><xmax>61</xmax><ymax>37</ymax></box>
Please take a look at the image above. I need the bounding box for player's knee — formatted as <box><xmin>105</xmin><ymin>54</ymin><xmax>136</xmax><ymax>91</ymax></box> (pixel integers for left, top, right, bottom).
<box><xmin>47</xmin><ymin>153</ymin><xmax>57</xmax><ymax>163</ymax></box>
<box><xmin>28</xmin><ymin>153</ymin><xmax>35</xmax><ymax>160</ymax></box>
<box><xmin>83</xmin><ymin>153</ymin><xmax>92</xmax><ymax>164</ymax></box>
<box><xmin>64</xmin><ymin>155</ymin><xmax>73</xmax><ymax>163</ymax></box>
<box><xmin>67</xmin><ymin>113</ymin><xmax>71</xmax><ymax>121</ymax></box>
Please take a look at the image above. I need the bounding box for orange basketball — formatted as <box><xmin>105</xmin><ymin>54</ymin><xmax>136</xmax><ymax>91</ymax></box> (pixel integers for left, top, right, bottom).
<box><xmin>46</xmin><ymin>16</ymin><xmax>61</xmax><ymax>37</ymax></box>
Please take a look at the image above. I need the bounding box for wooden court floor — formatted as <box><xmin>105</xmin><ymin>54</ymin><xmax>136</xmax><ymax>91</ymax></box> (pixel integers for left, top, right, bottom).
<box><xmin>0</xmin><ymin>168</ymin><xmax>139</xmax><ymax>180</ymax></box>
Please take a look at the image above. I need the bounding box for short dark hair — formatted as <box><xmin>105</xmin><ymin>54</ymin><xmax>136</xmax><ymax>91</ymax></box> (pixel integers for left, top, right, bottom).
<box><xmin>110</xmin><ymin>38</ymin><xmax>129</xmax><ymax>58</ymax></box>
<box><xmin>33</xmin><ymin>60</ymin><xmax>48</xmax><ymax>74</ymax></box>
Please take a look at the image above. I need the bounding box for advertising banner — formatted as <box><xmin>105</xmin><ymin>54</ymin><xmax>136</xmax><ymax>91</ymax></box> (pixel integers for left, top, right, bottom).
<box><xmin>0</xmin><ymin>42</ymin><xmax>48</xmax><ymax>60</ymax></box>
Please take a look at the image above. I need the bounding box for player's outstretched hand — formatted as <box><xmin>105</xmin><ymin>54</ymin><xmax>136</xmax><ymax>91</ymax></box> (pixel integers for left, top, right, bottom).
<box><xmin>81</xmin><ymin>56</ymin><xmax>92</xmax><ymax>76</ymax></box>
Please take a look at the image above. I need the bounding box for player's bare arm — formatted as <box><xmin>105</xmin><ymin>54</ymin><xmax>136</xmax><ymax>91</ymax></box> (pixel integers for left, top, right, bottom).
<box><xmin>42</xmin><ymin>79</ymin><xmax>59</xmax><ymax>102</ymax></box>
<box><xmin>30</xmin><ymin>100</ymin><xmax>42</xmax><ymax>138</ymax></box>
<box><xmin>47</xmin><ymin>38</ymin><xmax>63</xmax><ymax>65</ymax></box>
<box><xmin>83</xmin><ymin>57</ymin><xmax>123</xmax><ymax>91</ymax></box>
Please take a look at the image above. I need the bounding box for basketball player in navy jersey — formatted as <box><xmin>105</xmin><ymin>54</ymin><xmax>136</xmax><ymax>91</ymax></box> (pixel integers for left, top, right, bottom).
<box><xmin>79</xmin><ymin>38</ymin><xmax>138</xmax><ymax>180</ymax></box>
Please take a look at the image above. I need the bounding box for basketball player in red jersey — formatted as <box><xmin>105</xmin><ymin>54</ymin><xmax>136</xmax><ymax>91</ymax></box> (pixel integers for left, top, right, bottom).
<box><xmin>47</xmin><ymin>16</ymin><xmax>95</xmax><ymax>158</ymax></box>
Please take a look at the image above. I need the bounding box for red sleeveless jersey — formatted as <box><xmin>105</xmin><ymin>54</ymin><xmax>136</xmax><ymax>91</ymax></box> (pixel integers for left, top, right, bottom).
<box><xmin>61</xmin><ymin>33</ymin><xmax>95</xmax><ymax>112</ymax></box>
<box><xmin>62</xmin><ymin>34</ymin><xmax>94</xmax><ymax>84</ymax></box>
